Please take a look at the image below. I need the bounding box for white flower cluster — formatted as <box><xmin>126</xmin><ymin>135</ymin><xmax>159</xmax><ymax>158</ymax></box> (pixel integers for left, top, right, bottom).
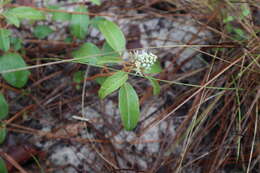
<box><xmin>131</xmin><ymin>50</ymin><xmax>157</xmax><ymax>75</ymax></box>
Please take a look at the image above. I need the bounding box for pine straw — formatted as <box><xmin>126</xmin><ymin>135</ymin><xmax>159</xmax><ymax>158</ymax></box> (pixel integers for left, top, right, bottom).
<box><xmin>1</xmin><ymin>0</ymin><xmax>259</xmax><ymax>172</ymax></box>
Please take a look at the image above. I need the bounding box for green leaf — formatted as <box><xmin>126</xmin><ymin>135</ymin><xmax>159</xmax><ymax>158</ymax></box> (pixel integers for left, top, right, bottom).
<box><xmin>70</xmin><ymin>6</ymin><xmax>89</xmax><ymax>39</ymax></box>
<box><xmin>95</xmin><ymin>76</ymin><xmax>107</xmax><ymax>85</ymax></box>
<box><xmin>146</xmin><ymin>77</ymin><xmax>160</xmax><ymax>95</ymax></box>
<box><xmin>225</xmin><ymin>23</ymin><xmax>233</xmax><ymax>33</ymax></box>
<box><xmin>33</xmin><ymin>25</ymin><xmax>53</xmax><ymax>39</ymax></box>
<box><xmin>98</xmin><ymin>71</ymin><xmax>128</xmax><ymax>99</ymax></box>
<box><xmin>73</xmin><ymin>71</ymin><xmax>85</xmax><ymax>83</ymax></box>
<box><xmin>0</xmin><ymin>29</ymin><xmax>11</xmax><ymax>52</ymax></box>
<box><xmin>119</xmin><ymin>82</ymin><xmax>140</xmax><ymax>131</ymax></box>
<box><xmin>102</xmin><ymin>42</ymin><xmax>120</xmax><ymax>57</ymax></box>
<box><xmin>0</xmin><ymin>123</ymin><xmax>7</xmax><ymax>144</ymax></box>
<box><xmin>223</xmin><ymin>16</ymin><xmax>234</xmax><ymax>23</ymax></box>
<box><xmin>144</xmin><ymin>61</ymin><xmax>162</xmax><ymax>74</ymax></box>
<box><xmin>10</xmin><ymin>37</ymin><xmax>22</xmax><ymax>51</ymax></box>
<box><xmin>0</xmin><ymin>0</ymin><xmax>11</xmax><ymax>6</ymax></box>
<box><xmin>3</xmin><ymin>11</ymin><xmax>20</xmax><ymax>27</ymax></box>
<box><xmin>234</xmin><ymin>28</ymin><xmax>245</xmax><ymax>38</ymax></box>
<box><xmin>242</xmin><ymin>7</ymin><xmax>250</xmax><ymax>17</ymax></box>
<box><xmin>72</xmin><ymin>42</ymin><xmax>100</xmax><ymax>64</ymax></box>
<box><xmin>96</xmin><ymin>56</ymin><xmax>122</xmax><ymax>65</ymax></box>
<box><xmin>90</xmin><ymin>16</ymin><xmax>106</xmax><ymax>28</ymax></box>
<box><xmin>99</xmin><ymin>42</ymin><xmax>122</xmax><ymax>65</ymax></box>
<box><xmin>0</xmin><ymin>157</ymin><xmax>8</xmax><ymax>173</ymax></box>
<box><xmin>0</xmin><ymin>94</ymin><xmax>9</xmax><ymax>120</ymax></box>
<box><xmin>90</xmin><ymin>0</ymin><xmax>101</xmax><ymax>5</ymax></box>
<box><xmin>64</xmin><ymin>36</ymin><xmax>73</xmax><ymax>43</ymax></box>
<box><xmin>8</xmin><ymin>6</ymin><xmax>45</xmax><ymax>20</ymax></box>
<box><xmin>97</xmin><ymin>19</ymin><xmax>126</xmax><ymax>53</ymax></box>
<box><xmin>49</xmin><ymin>5</ymin><xmax>71</xmax><ymax>21</ymax></box>
<box><xmin>0</xmin><ymin>53</ymin><xmax>30</xmax><ymax>88</ymax></box>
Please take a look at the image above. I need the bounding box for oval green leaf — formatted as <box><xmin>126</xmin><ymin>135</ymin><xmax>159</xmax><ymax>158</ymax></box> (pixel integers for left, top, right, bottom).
<box><xmin>96</xmin><ymin>56</ymin><xmax>122</xmax><ymax>65</ymax></box>
<box><xmin>73</xmin><ymin>71</ymin><xmax>85</xmax><ymax>83</ymax></box>
<box><xmin>0</xmin><ymin>123</ymin><xmax>7</xmax><ymax>144</ymax></box>
<box><xmin>223</xmin><ymin>16</ymin><xmax>234</xmax><ymax>23</ymax></box>
<box><xmin>0</xmin><ymin>157</ymin><xmax>8</xmax><ymax>173</ymax></box>
<box><xmin>97</xmin><ymin>19</ymin><xmax>126</xmax><ymax>53</ymax></box>
<box><xmin>97</xmin><ymin>42</ymin><xmax>122</xmax><ymax>65</ymax></box>
<box><xmin>146</xmin><ymin>77</ymin><xmax>160</xmax><ymax>95</ymax></box>
<box><xmin>8</xmin><ymin>6</ymin><xmax>45</xmax><ymax>20</ymax></box>
<box><xmin>98</xmin><ymin>71</ymin><xmax>128</xmax><ymax>99</ymax></box>
<box><xmin>0</xmin><ymin>53</ymin><xmax>30</xmax><ymax>88</ymax></box>
<box><xmin>90</xmin><ymin>0</ymin><xmax>101</xmax><ymax>5</ymax></box>
<box><xmin>95</xmin><ymin>76</ymin><xmax>107</xmax><ymax>85</ymax></box>
<box><xmin>3</xmin><ymin>11</ymin><xmax>20</xmax><ymax>27</ymax></box>
<box><xmin>10</xmin><ymin>37</ymin><xmax>22</xmax><ymax>51</ymax></box>
<box><xmin>33</xmin><ymin>25</ymin><xmax>53</xmax><ymax>39</ymax></box>
<box><xmin>102</xmin><ymin>42</ymin><xmax>120</xmax><ymax>57</ymax></box>
<box><xmin>72</xmin><ymin>42</ymin><xmax>100</xmax><ymax>64</ymax></box>
<box><xmin>0</xmin><ymin>29</ymin><xmax>11</xmax><ymax>52</ymax></box>
<box><xmin>90</xmin><ymin>16</ymin><xmax>106</xmax><ymax>28</ymax></box>
<box><xmin>144</xmin><ymin>60</ymin><xmax>162</xmax><ymax>74</ymax></box>
<box><xmin>48</xmin><ymin>5</ymin><xmax>71</xmax><ymax>21</ymax></box>
<box><xmin>119</xmin><ymin>82</ymin><xmax>140</xmax><ymax>131</ymax></box>
<box><xmin>70</xmin><ymin>6</ymin><xmax>89</xmax><ymax>39</ymax></box>
<box><xmin>0</xmin><ymin>94</ymin><xmax>8</xmax><ymax>120</ymax></box>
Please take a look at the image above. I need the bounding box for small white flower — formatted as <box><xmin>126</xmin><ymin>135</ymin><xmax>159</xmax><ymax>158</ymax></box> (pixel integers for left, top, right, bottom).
<box><xmin>130</xmin><ymin>50</ymin><xmax>158</xmax><ymax>76</ymax></box>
